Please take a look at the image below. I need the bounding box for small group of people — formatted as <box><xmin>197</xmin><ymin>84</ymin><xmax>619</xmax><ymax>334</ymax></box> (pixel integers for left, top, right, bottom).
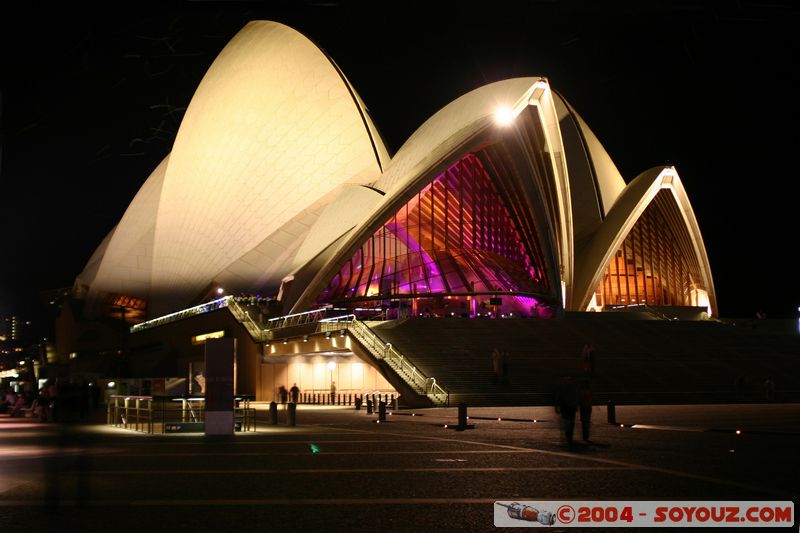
<box><xmin>278</xmin><ymin>383</ymin><xmax>301</xmax><ymax>408</ymax></box>
<box><xmin>0</xmin><ymin>380</ymin><xmax>59</xmax><ymax>420</ymax></box>
<box><xmin>734</xmin><ymin>375</ymin><xmax>778</xmax><ymax>402</ymax></box>
<box><xmin>1</xmin><ymin>388</ymin><xmax>33</xmax><ymax>417</ymax></box>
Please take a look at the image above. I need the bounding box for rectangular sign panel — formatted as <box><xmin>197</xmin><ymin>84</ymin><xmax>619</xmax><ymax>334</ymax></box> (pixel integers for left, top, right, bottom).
<box><xmin>494</xmin><ymin>501</ymin><xmax>794</xmax><ymax>528</ymax></box>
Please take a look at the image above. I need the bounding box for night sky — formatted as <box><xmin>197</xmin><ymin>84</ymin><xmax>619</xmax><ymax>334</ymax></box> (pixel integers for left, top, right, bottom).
<box><xmin>1</xmin><ymin>1</ymin><xmax>798</xmax><ymax>332</ymax></box>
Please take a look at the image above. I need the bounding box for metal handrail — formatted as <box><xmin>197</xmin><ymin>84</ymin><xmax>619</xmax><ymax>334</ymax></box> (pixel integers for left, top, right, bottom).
<box><xmin>227</xmin><ymin>298</ymin><xmax>265</xmax><ymax>340</ymax></box>
<box><xmin>265</xmin><ymin>308</ymin><xmax>351</xmax><ymax>330</ymax></box>
<box><xmin>131</xmin><ymin>296</ymin><xmax>233</xmax><ymax>333</ymax></box>
<box><xmin>343</xmin><ymin>318</ymin><xmax>448</xmax><ymax>406</ymax></box>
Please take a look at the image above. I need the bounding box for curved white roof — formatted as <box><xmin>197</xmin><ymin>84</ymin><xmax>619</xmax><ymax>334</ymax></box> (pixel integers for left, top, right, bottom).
<box><xmin>150</xmin><ymin>21</ymin><xmax>388</xmax><ymax>311</ymax></box>
<box><xmin>289</xmin><ymin>78</ymin><xmax>573</xmax><ymax>311</ymax></box>
<box><xmin>573</xmin><ymin>166</ymin><xmax>716</xmax><ymax>315</ymax></box>
<box><xmin>76</xmin><ymin>21</ymin><xmax>715</xmax><ymax>321</ymax></box>
<box><xmin>561</xmin><ymin>99</ymin><xmax>626</xmax><ymax>215</ymax></box>
<box><xmin>75</xmin><ymin>226</ymin><xmax>116</xmax><ymax>291</ymax></box>
<box><xmin>374</xmin><ymin>78</ymin><xmax>542</xmax><ymax>195</ymax></box>
<box><xmin>84</xmin><ymin>156</ymin><xmax>168</xmax><ymax>300</ymax></box>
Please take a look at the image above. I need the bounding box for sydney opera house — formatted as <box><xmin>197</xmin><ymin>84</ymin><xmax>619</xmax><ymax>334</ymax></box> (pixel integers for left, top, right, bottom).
<box><xmin>60</xmin><ymin>21</ymin><xmax>718</xmax><ymax>404</ymax></box>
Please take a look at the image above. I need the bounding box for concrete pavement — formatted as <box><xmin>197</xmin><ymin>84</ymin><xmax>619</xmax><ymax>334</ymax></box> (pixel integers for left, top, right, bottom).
<box><xmin>0</xmin><ymin>403</ymin><xmax>798</xmax><ymax>531</ymax></box>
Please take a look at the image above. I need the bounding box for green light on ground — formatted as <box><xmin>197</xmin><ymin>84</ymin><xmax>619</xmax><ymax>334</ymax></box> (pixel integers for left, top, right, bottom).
<box><xmin>310</xmin><ymin>443</ymin><xmax>320</xmax><ymax>453</ymax></box>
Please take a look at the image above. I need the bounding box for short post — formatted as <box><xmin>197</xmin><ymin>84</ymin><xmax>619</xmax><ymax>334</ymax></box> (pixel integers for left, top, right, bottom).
<box><xmin>457</xmin><ymin>402</ymin><xmax>468</xmax><ymax>430</ymax></box>
<box><xmin>378</xmin><ymin>401</ymin><xmax>386</xmax><ymax>422</ymax></box>
<box><xmin>269</xmin><ymin>401</ymin><xmax>278</xmax><ymax>425</ymax></box>
<box><xmin>286</xmin><ymin>402</ymin><xmax>296</xmax><ymax>426</ymax></box>
<box><xmin>366</xmin><ymin>398</ymin><xmax>373</xmax><ymax>414</ymax></box>
<box><xmin>393</xmin><ymin>394</ymin><xmax>399</xmax><ymax>411</ymax></box>
<box><xmin>607</xmin><ymin>400</ymin><xmax>616</xmax><ymax>425</ymax></box>
<box><xmin>355</xmin><ymin>396</ymin><xmax>362</xmax><ymax>410</ymax></box>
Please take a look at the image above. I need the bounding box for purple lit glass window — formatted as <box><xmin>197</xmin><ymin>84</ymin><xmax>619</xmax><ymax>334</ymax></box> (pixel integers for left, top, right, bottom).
<box><xmin>318</xmin><ymin>154</ymin><xmax>548</xmax><ymax>304</ymax></box>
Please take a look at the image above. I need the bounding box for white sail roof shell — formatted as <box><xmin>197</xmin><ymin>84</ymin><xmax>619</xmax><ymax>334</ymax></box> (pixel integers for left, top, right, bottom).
<box><xmin>78</xmin><ymin>156</ymin><xmax>168</xmax><ymax>300</ymax></box>
<box><xmin>149</xmin><ymin>21</ymin><xmax>387</xmax><ymax>312</ymax></box>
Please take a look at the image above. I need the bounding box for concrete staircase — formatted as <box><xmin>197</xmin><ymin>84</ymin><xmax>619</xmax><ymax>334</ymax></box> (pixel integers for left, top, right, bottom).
<box><xmin>370</xmin><ymin>316</ymin><xmax>800</xmax><ymax>406</ymax></box>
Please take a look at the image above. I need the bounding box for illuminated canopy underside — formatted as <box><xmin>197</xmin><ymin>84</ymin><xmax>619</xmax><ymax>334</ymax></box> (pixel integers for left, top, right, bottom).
<box><xmin>318</xmin><ymin>154</ymin><xmax>548</xmax><ymax>305</ymax></box>
<box><xmin>594</xmin><ymin>189</ymin><xmax>709</xmax><ymax>309</ymax></box>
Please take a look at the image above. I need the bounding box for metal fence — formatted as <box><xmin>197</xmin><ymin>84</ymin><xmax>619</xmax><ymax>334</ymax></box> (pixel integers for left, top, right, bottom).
<box><xmin>107</xmin><ymin>395</ymin><xmax>256</xmax><ymax>433</ymax></box>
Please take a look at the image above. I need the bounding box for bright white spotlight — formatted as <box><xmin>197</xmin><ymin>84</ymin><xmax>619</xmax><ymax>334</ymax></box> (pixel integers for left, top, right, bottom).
<box><xmin>495</xmin><ymin>106</ymin><xmax>514</xmax><ymax>125</ymax></box>
<box><xmin>216</xmin><ymin>287</ymin><xmax>224</xmax><ymax>294</ymax></box>
<box><xmin>327</xmin><ymin>361</ymin><xmax>336</xmax><ymax>371</ymax></box>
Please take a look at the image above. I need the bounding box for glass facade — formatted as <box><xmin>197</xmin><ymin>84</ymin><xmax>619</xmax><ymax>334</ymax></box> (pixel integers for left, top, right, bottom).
<box><xmin>594</xmin><ymin>190</ymin><xmax>708</xmax><ymax>309</ymax></box>
<box><xmin>317</xmin><ymin>153</ymin><xmax>551</xmax><ymax>317</ymax></box>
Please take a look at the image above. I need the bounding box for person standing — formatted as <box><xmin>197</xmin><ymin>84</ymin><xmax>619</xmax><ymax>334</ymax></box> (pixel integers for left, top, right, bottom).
<box><xmin>578</xmin><ymin>380</ymin><xmax>593</xmax><ymax>442</ymax></box>
<box><xmin>290</xmin><ymin>383</ymin><xmax>300</xmax><ymax>404</ymax></box>
<box><xmin>278</xmin><ymin>385</ymin><xmax>288</xmax><ymax>409</ymax></box>
<box><xmin>555</xmin><ymin>376</ymin><xmax>579</xmax><ymax>446</ymax></box>
<box><xmin>581</xmin><ymin>343</ymin><xmax>595</xmax><ymax>375</ymax></box>
<box><xmin>491</xmin><ymin>348</ymin><xmax>502</xmax><ymax>384</ymax></box>
<box><xmin>330</xmin><ymin>381</ymin><xmax>337</xmax><ymax>404</ymax></box>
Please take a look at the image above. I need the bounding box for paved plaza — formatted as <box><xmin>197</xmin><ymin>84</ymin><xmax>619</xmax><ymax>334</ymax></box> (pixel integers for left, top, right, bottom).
<box><xmin>0</xmin><ymin>403</ymin><xmax>798</xmax><ymax>531</ymax></box>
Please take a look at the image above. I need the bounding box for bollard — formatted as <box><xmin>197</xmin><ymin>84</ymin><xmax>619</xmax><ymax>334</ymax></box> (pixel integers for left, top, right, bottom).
<box><xmin>286</xmin><ymin>402</ymin><xmax>296</xmax><ymax>426</ymax></box>
<box><xmin>607</xmin><ymin>400</ymin><xmax>616</xmax><ymax>425</ymax></box>
<box><xmin>378</xmin><ymin>401</ymin><xmax>386</xmax><ymax>422</ymax></box>
<box><xmin>393</xmin><ymin>394</ymin><xmax>399</xmax><ymax>411</ymax></box>
<box><xmin>268</xmin><ymin>401</ymin><xmax>278</xmax><ymax>425</ymax></box>
<box><xmin>457</xmin><ymin>402</ymin><xmax>468</xmax><ymax>430</ymax></box>
<box><xmin>355</xmin><ymin>396</ymin><xmax>362</xmax><ymax>410</ymax></box>
<box><xmin>366</xmin><ymin>398</ymin><xmax>373</xmax><ymax>414</ymax></box>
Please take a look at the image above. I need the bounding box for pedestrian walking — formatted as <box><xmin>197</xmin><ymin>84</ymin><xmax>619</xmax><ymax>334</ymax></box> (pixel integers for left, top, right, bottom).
<box><xmin>578</xmin><ymin>380</ymin><xmax>593</xmax><ymax>442</ymax></box>
<box><xmin>555</xmin><ymin>376</ymin><xmax>579</xmax><ymax>446</ymax></box>
<box><xmin>290</xmin><ymin>383</ymin><xmax>300</xmax><ymax>404</ymax></box>
<box><xmin>278</xmin><ymin>385</ymin><xmax>288</xmax><ymax>409</ymax></box>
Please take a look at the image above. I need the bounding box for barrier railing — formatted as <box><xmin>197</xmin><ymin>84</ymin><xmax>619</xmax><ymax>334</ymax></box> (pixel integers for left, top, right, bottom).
<box><xmin>227</xmin><ymin>298</ymin><xmax>266</xmax><ymax>341</ymax></box>
<box><xmin>106</xmin><ymin>395</ymin><xmax>256</xmax><ymax>433</ymax></box>
<box><xmin>131</xmin><ymin>296</ymin><xmax>233</xmax><ymax>333</ymax></box>
<box><xmin>318</xmin><ymin>317</ymin><xmax>448</xmax><ymax>406</ymax></box>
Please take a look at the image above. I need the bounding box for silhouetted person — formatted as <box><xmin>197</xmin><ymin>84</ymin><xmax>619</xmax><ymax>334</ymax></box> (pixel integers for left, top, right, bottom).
<box><xmin>578</xmin><ymin>380</ymin><xmax>593</xmax><ymax>442</ymax></box>
<box><xmin>491</xmin><ymin>348</ymin><xmax>502</xmax><ymax>384</ymax></box>
<box><xmin>278</xmin><ymin>385</ymin><xmax>288</xmax><ymax>409</ymax></box>
<box><xmin>330</xmin><ymin>381</ymin><xmax>337</xmax><ymax>404</ymax></box>
<box><xmin>764</xmin><ymin>376</ymin><xmax>776</xmax><ymax>402</ymax></box>
<box><xmin>290</xmin><ymin>383</ymin><xmax>300</xmax><ymax>404</ymax></box>
<box><xmin>555</xmin><ymin>377</ymin><xmax>579</xmax><ymax>446</ymax></box>
<box><xmin>581</xmin><ymin>343</ymin><xmax>595</xmax><ymax>375</ymax></box>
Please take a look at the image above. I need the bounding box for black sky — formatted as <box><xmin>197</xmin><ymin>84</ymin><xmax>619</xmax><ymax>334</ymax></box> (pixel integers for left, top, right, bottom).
<box><xmin>1</xmin><ymin>1</ymin><xmax>798</xmax><ymax>328</ymax></box>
